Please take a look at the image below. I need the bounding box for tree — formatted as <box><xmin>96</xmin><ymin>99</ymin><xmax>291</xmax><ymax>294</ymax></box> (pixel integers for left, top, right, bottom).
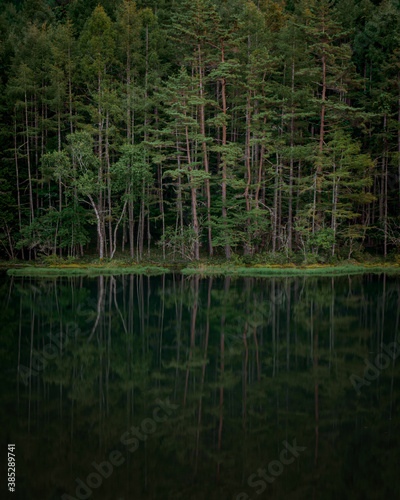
<box><xmin>111</xmin><ymin>143</ymin><xmax>152</xmax><ymax>259</ymax></box>
<box><xmin>66</xmin><ymin>132</ymin><xmax>106</xmax><ymax>258</ymax></box>
<box><xmin>302</xmin><ymin>0</ymin><xmax>359</xmax><ymax>229</ymax></box>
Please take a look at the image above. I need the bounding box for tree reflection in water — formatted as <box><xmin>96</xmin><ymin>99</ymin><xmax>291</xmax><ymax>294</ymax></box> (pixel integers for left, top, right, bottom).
<box><xmin>0</xmin><ymin>273</ymin><xmax>400</xmax><ymax>499</ymax></box>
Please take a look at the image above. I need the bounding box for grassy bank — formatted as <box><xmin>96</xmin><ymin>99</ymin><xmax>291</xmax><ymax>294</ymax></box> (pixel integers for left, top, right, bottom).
<box><xmin>2</xmin><ymin>256</ymin><xmax>400</xmax><ymax>278</ymax></box>
<box><xmin>5</xmin><ymin>264</ymin><xmax>170</xmax><ymax>277</ymax></box>
<box><xmin>181</xmin><ymin>263</ymin><xmax>400</xmax><ymax>277</ymax></box>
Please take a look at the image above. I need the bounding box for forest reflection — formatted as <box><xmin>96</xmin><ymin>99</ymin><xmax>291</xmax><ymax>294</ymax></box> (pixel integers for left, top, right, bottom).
<box><xmin>1</xmin><ymin>273</ymin><xmax>400</xmax><ymax>500</ymax></box>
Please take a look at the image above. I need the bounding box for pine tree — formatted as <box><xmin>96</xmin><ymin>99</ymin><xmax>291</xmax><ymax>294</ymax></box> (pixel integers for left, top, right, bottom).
<box><xmin>79</xmin><ymin>5</ymin><xmax>116</xmax><ymax>256</ymax></box>
<box><xmin>170</xmin><ymin>0</ymin><xmax>219</xmax><ymax>256</ymax></box>
<box><xmin>302</xmin><ymin>0</ymin><xmax>359</xmax><ymax>232</ymax></box>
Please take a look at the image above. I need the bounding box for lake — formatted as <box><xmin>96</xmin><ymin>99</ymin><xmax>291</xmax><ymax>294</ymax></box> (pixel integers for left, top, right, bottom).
<box><xmin>1</xmin><ymin>272</ymin><xmax>400</xmax><ymax>500</ymax></box>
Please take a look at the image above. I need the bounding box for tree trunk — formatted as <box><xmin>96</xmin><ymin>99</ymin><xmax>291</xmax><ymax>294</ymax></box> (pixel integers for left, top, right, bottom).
<box><xmin>25</xmin><ymin>89</ymin><xmax>34</xmax><ymax>224</ymax></box>
<box><xmin>244</xmin><ymin>52</ymin><xmax>252</xmax><ymax>255</ymax></box>
<box><xmin>106</xmin><ymin>109</ymin><xmax>113</xmax><ymax>256</ymax></box>
<box><xmin>89</xmin><ymin>195</ymin><xmax>104</xmax><ymax>259</ymax></box>
<box><xmin>129</xmin><ymin>198</ymin><xmax>134</xmax><ymax>260</ymax></box>
<box><xmin>288</xmin><ymin>50</ymin><xmax>295</xmax><ymax>250</ymax></box>
<box><xmin>14</xmin><ymin>111</ymin><xmax>23</xmax><ymax>259</ymax></box>
<box><xmin>184</xmin><ymin>107</ymin><xmax>200</xmax><ymax>260</ymax></box>
<box><xmin>198</xmin><ymin>44</ymin><xmax>213</xmax><ymax>256</ymax></box>
<box><xmin>220</xmin><ymin>41</ymin><xmax>231</xmax><ymax>259</ymax></box>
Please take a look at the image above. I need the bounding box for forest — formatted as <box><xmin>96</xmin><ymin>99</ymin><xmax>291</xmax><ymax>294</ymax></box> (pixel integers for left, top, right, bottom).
<box><xmin>0</xmin><ymin>0</ymin><xmax>400</xmax><ymax>264</ymax></box>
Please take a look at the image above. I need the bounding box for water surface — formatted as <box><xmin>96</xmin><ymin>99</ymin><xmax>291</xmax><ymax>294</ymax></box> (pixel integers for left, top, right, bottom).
<box><xmin>1</xmin><ymin>273</ymin><xmax>399</xmax><ymax>500</ymax></box>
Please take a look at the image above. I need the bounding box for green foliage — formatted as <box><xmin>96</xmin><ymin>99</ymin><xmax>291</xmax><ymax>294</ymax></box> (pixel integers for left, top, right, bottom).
<box><xmin>40</xmin><ymin>150</ymin><xmax>71</xmax><ymax>182</ymax></box>
<box><xmin>159</xmin><ymin>225</ymin><xmax>198</xmax><ymax>261</ymax></box>
<box><xmin>16</xmin><ymin>205</ymin><xmax>89</xmax><ymax>255</ymax></box>
<box><xmin>0</xmin><ymin>0</ymin><xmax>399</xmax><ymax>262</ymax></box>
<box><xmin>310</xmin><ymin>228</ymin><xmax>335</xmax><ymax>253</ymax></box>
<box><xmin>17</xmin><ymin>208</ymin><xmax>60</xmax><ymax>254</ymax></box>
<box><xmin>113</xmin><ymin>143</ymin><xmax>152</xmax><ymax>196</ymax></box>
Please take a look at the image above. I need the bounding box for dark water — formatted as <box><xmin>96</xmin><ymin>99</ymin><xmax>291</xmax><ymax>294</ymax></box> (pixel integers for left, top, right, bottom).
<box><xmin>1</xmin><ymin>273</ymin><xmax>400</xmax><ymax>500</ymax></box>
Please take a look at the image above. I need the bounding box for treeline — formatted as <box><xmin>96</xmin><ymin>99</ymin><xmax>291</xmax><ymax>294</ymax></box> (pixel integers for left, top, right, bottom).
<box><xmin>0</xmin><ymin>0</ymin><xmax>400</xmax><ymax>262</ymax></box>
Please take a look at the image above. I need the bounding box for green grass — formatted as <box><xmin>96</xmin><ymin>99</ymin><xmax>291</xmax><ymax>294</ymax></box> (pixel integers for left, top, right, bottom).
<box><xmin>181</xmin><ymin>263</ymin><xmax>400</xmax><ymax>277</ymax></box>
<box><xmin>6</xmin><ymin>265</ymin><xmax>169</xmax><ymax>277</ymax></box>
<box><xmin>3</xmin><ymin>255</ymin><xmax>400</xmax><ymax>278</ymax></box>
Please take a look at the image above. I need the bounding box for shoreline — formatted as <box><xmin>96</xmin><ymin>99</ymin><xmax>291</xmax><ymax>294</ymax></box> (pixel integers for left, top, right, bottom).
<box><xmin>4</xmin><ymin>265</ymin><xmax>170</xmax><ymax>277</ymax></box>
<box><xmin>3</xmin><ymin>262</ymin><xmax>400</xmax><ymax>278</ymax></box>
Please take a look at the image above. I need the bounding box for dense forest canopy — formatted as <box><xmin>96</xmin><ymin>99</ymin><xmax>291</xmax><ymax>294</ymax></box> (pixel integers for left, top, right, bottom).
<box><xmin>0</xmin><ymin>0</ymin><xmax>400</xmax><ymax>262</ymax></box>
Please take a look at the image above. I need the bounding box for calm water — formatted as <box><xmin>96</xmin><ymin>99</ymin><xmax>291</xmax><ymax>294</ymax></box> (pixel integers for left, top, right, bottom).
<box><xmin>1</xmin><ymin>273</ymin><xmax>400</xmax><ymax>500</ymax></box>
